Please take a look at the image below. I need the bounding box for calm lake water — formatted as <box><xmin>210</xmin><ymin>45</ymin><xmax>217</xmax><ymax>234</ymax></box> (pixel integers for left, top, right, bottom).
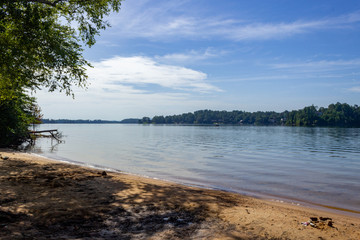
<box><xmin>30</xmin><ymin>124</ymin><xmax>360</xmax><ymax>214</ymax></box>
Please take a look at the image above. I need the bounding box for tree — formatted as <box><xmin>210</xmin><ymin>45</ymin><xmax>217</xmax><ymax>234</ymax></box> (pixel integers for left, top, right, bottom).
<box><xmin>0</xmin><ymin>0</ymin><xmax>122</xmax><ymax>146</ymax></box>
<box><xmin>1</xmin><ymin>0</ymin><xmax>122</xmax><ymax>96</ymax></box>
<box><xmin>143</xmin><ymin>103</ymin><xmax>360</xmax><ymax>127</ymax></box>
<box><xmin>152</xmin><ymin>116</ymin><xmax>165</xmax><ymax>124</ymax></box>
<box><xmin>140</xmin><ymin>117</ymin><xmax>151</xmax><ymax>124</ymax></box>
<box><xmin>0</xmin><ymin>87</ymin><xmax>38</xmax><ymax>146</ymax></box>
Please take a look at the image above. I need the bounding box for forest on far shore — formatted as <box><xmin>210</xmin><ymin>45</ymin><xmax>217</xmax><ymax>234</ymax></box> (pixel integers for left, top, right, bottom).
<box><xmin>140</xmin><ymin>102</ymin><xmax>360</xmax><ymax>127</ymax></box>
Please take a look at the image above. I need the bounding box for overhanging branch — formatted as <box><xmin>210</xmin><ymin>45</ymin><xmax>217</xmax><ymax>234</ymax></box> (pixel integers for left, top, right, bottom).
<box><xmin>26</xmin><ymin>0</ymin><xmax>65</xmax><ymax>7</ymax></box>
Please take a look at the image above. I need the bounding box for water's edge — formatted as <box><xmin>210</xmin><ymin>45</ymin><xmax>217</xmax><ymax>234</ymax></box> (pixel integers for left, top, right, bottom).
<box><xmin>29</xmin><ymin>124</ymin><xmax>360</xmax><ymax>217</ymax></box>
<box><xmin>30</xmin><ymin>152</ymin><xmax>360</xmax><ymax>218</ymax></box>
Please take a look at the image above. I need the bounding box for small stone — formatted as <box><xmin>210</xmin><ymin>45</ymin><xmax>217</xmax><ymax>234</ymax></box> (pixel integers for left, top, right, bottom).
<box><xmin>102</xmin><ymin>171</ymin><xmax>107</xmax><ymax>176</ymax></box>
<box><xmin>2</xmin><ymin>156</ymin><xmax>9</xmax><ymax>160</ymax></box>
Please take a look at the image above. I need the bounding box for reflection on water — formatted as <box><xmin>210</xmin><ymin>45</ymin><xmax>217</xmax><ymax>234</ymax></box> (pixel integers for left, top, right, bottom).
<box><xmin>30</xmin><ymin>124</ymin><xmax>360</xmax><ymax>213</ymax></box>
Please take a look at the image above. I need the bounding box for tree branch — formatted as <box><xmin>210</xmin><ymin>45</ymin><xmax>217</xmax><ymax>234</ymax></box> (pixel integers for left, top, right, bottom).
<box><xmin>26</xmin><ymin>0</ymin><xmax>65</xmax><ymax>7</ymax></box>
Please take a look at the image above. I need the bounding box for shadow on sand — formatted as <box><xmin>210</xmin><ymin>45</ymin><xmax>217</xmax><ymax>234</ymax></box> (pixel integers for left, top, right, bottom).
<box><xmin>0</xmin><ymin>156</ymin><xmax>245</xmax><ymax>239</ymax></box>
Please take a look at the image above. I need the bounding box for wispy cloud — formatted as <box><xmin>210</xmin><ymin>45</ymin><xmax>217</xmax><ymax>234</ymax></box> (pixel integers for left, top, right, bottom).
<box><xmin>348</xmin><ymin>86</ymin><xmax>360</xmax><ymax>92</ymax></box>
<box><xmin>108</xmin><ymin>1</ymin><xmax>360</xmax><ymax>41</ymax></box>
<box><xmin>154</xmin><ymin>48</ymin><xmax>223</xmax><ymax>65</ymax></box>
<box><xmin>265</xmin><ymin>59</ymin><xmax>360</xmax><ymax>84</ymax></box>
<box><xmin>224</xmin><ymin>21</ymin><xmax>325</xmax><ymax>41</ymax></box>
<box><xmin>87</xmin><ymin>56</ymin><xmax>222</xmax><ymax>93</ymax></box>
<box><xmin>271</xmin><ymin>59</ymin><xmax>360</xmax><ymax>70</ymax></box>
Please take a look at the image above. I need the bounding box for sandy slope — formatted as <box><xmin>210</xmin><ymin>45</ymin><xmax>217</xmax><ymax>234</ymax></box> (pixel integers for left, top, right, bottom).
<box><xmin>0</xmin><ymin>150</ymin><xmax>359</xmax><ymax>239</ymax></box>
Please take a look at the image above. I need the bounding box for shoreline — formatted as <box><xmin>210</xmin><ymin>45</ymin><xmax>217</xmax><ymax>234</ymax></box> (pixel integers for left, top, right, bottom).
<box><xmin>1</xmin><ymin>149</ymin><xmax>359</xmax><ymax>239</ymax></box>
<box><xmin>28</xmin><ymin>151</ymin><xmax>360</xmax><ymax>218</ymax></box>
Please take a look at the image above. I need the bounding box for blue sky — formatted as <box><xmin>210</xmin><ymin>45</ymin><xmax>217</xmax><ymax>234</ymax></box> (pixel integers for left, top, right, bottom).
<box><xmin>36</xmin><ymin>0</ymin><xmax>360</xmax><ymax>120</ymax></box>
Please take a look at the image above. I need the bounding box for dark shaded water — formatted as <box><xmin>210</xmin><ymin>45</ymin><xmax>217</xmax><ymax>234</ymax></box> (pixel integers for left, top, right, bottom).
<box><xmin>30</xmin><ymin>124</ymin><xmax>360</xmax><ymax>214</ymax></box>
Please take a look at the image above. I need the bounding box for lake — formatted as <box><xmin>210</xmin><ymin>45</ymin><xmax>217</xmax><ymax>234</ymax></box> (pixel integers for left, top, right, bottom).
<box><xmin>29</xmin><ymin>124</ymin><xmax>360</xmax><ymax>214</ymax></box>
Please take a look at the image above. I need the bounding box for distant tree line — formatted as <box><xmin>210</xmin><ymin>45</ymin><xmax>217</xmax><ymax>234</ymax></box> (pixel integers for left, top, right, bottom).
<box><xmin>140</xmin><ymin>103</ymin><xmax>360</xmax><ymax>127</ymax></box>
<box><xmin>42</xmin><ymin>118</ymin><xmax>140</xmax><ymax>124</ymax></box>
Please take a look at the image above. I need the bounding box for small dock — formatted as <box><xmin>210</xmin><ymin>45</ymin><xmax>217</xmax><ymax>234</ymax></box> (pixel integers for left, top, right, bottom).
<box><xmin>29</xmin><ymin>129</ymin><xmax>62</xmax><ymax>142</ymax></box>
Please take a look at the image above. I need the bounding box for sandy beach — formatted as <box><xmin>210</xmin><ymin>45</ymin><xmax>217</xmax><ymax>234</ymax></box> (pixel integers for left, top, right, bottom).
<box><xmin>0</xmin><ymin>149</ymin><xmax>359</xmax><ymax>239</ymax></box>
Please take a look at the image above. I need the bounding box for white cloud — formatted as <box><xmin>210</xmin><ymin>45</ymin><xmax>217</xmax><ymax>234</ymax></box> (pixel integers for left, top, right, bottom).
<box><xmin>107</xmin><ymin>1</ymin><xmax>360</xmax><ymax>41</ymax></box>
<box><xmin>35</xmin><ymin>54</ymin><xmax>223</xmax><ymax>119</ymax></box>
<box><xmin>249</xmin><ymin>59</ymin><xmax>360</xmax><ymax>87</ymax></box>
<box><xmin>224</xmin><ymin>20</ymin><xmax>325</xmax><ymax>41</ymax></box>
<box><xmin>271</xmin><ymin>59</ymin><xmax>360</xmax><ymax>70</ymax></box>
<box><xmin>34</xmin><ymin>53</ymin><xmax>225</xmax><ymax>119</ymax></box>
<box><xmin>348</xmin><ymin>86</ymin><xmax>360</xmax><ymax>92</ymax></box>
<box><xmin>266</xmin><ymin>59</ymin><xmax>360</xmax><ymax>82</ymax></box>
<box><xmin>87</xmin><ymin>56</ymin><xmax>222</xmax><ymax>93</ymax></box>
<box><xmin>154</xmin><ymin>48</ymin><xmax>222</xmax><ymax>65</ymax></box>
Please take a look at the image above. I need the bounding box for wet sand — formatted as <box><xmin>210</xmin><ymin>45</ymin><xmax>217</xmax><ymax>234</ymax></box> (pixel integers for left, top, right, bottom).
<box><xmin>1</xmin><ymin>149</ymin><xmax>359</xmax><ymax>239</ymax></box>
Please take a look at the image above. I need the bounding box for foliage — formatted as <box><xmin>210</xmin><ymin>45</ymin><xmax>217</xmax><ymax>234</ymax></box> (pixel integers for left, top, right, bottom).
<box><xmin>143</xmin><ymin>103</ymin><xmax>360</xmax><ymax>127</ymax></box>
<box><xmin>140</xmin><ymin>117</ymin><xmax>151</xmax><ymax>124</ymax></box>
<box><xmin>1</xmin><ymin>0</ymin><xmax>121</xmax><ymax>95</ymax></box>
<box><xmin>0</xmin><ymin>86</ymin><xmax>39</xmax><ymax>147</ymax></box>
<box><xmin>0</xmin><ymin>0</ymin><xmax>122</xmax><ymax>147</ymax></box>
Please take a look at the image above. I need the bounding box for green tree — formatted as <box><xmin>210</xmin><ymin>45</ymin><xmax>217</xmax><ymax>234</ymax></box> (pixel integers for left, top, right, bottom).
<box><xmin>1</xmin><ymin>0</ymin><xmax>122</xmax><ymax>95</ymax></box>
<box><xmin>146</xmin><ymin>103</ymin><xmax>360</xmax><ymax>127</ymax></box>
<box><xmin>152</xmin><ymin>116</ymin><xmax>165</xmax><ymax>124</ymax></box>
<box><xmin>140</xmin><ymin>117</ymin><xmax>151</xmax><ymax>124</ymax></box>
<box><xmin>0</xmin><ymin>87</ymin><xmax>38</xmax><ymax>146</ymax></box>
<box><xmin>0</xmin><ymin>0</ymin><xmax>122</xmax><ymax>146</ymax></box>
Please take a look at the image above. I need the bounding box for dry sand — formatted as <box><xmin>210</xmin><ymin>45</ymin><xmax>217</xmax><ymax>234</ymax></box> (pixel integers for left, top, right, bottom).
<box><xmin>0</xmin><ymin>149</ymin><xmax>359</xmax><ymax>239</ymax></box>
